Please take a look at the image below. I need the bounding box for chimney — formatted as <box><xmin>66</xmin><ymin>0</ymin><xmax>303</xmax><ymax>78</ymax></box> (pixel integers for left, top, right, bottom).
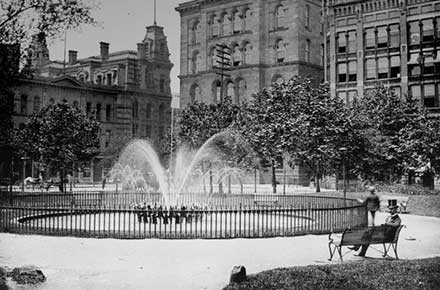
<box><xmin>68</xmin><ymin>50</ymin><xmax>78</xmax><ymax>65</ymax></box>
<box><xmin>100</xmin><ymin>42</ymin><xmax>109</xmax><ymax>60</ymax></box>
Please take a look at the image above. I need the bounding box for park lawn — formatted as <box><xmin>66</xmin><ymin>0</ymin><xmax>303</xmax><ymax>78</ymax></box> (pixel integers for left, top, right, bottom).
<box><xmin>223</xmin><ymin>257</ymin><xmax>440</xmax><ymax>290</ymax></box>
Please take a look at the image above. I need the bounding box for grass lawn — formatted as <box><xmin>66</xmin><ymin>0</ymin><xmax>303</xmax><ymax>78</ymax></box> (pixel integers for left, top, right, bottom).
<box><xmin>223</xmin><ymin>257</ymin><xmax>440</xmax><ymax>290</ymax></box>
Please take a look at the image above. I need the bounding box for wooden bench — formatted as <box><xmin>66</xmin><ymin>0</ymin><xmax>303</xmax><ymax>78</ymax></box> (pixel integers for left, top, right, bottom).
<box><xmin>328</xmin><ymin>225</ymin><xmax>405</xmax><ymax>261</ymax></box>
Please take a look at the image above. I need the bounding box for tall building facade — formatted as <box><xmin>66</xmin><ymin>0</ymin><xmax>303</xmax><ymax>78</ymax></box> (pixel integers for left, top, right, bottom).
<box><xmin>176</xmin><ymin>0</ymin><xmax>324</xmax><ymax>107</ymax></box>
<box><xmin>11</xmin><ymin>24</ymin><xmax>173</xmax><ymax>183</ymax></box>
<box><xmin>324</xmin><ymin>0</ymin><xmax>440</xmax><ymax>108</ymax></box>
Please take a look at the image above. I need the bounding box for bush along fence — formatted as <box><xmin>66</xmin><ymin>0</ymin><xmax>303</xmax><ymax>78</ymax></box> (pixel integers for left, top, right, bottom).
<box><xmin>0</xmin><ymin>191</ymin><xmax>368</xmax><ymax>239</ymax></box>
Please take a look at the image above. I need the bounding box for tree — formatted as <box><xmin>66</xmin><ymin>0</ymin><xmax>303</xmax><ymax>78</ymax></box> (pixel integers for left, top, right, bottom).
<box><xmin>13</xmin><ymin>102</ymin><xmax>100</xmax><ymax>192</ymax></box>
<box><xmin>351</xmin><ymin>87</ymin><xmax>431</xmax><ymax>183</ymax></box>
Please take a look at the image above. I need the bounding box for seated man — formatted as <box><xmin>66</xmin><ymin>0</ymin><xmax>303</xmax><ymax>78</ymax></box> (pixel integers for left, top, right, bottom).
<box><xmin>349</xmin><ymin>204</ymin><xmax>401</xmax><ymax>257</ymax></box>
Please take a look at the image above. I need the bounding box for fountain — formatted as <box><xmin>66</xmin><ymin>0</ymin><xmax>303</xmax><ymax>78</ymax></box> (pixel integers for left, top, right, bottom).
<box><xmin>110</xmin><ymin>131</ymin><xmax>243</xmax><ymax>205</ymax></box>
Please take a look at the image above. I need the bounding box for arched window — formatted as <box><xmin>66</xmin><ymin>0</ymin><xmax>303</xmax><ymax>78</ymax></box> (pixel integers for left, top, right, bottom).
<box><xmin>275</xmin><ymin>5</ymin><xmax>285</xmax><ymax>29</ymax></box>
<box><xmin>275</xmin><ymin>39</ymin><xmax>286</xmax><ymax>63</ymax></box>
<box><xmin>132</xmin><ymin>99</ymin><xmax>139</xmax><ymax>119</ymax></box>
<box><xmin>159</xmin><ymin>75</ymin><xmax>166</xmax><ymax>93</ymax></box>
<box><xmin>207</xmin><ymin>47</ymin><xmax>216</xmax><ymax>69</ymax></box>
<box><xmin>190</xmin><ymin>84</ymin><xmax>201</xmax><ymax>103</ymax></box>
<box><xmin>232</xmin><ymin>44</ymin><xmax>241</xmax><ymax>66</ymax></box>
<box><xmin>236</xmin><ymin>79</ymin><xmax>246</xmax><ymax>103</ymax></box>
<box><xmin>191</xmin><ymin>51</ymin><xmax>199</xmax><ymax>74</ymax></box>
<box><xmin>226</xmin><ymin>81</ymin><xmax>235</xmax><ymax>98</ymax></box>
<box><xmin>306</xmin><ymin>39</ymin><xmax>311</xmax><ymax>62</ymax></box>
<box><xmin>243</xmin><ymin>42</ymin><xmax>252</xmax><ymax>64</ymax></box>
<box><xmin>145</xmin><ymin>67</ymin><xmax>154</xmax><ymax>88</ymax></box>
<box><xmin>222</xmin><ymin>13</ymin><xmax>231</xmax><ymax>35</ymax></box>
<box><xmin>233</xmin><ymin>11</ymin><xmax>241</xmax><ymax>33</ymax></box>
<box><xmin>244</xmin><ymin>9</ymin><xmax>252</xmax><ymax>31</ymax></box>
<box><xmin>212</xmin><ymin>15</ymin><xmax>219</xmax><ymax>37</ymax></box>
<box><xmin>213</xmin><ymin>80</ymin><xmax>222</xmax><ymax>102</ymax></box>
<box><xmin>190</xmin><ymin>20</ymin><xmax>199</xmax><ymax>44</ymax></box>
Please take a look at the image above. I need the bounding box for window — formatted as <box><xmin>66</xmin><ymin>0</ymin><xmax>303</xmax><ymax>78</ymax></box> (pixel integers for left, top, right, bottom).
<box><xmin>275</xmin><ymin>39</ymin><xmax>286</xmax><ymax>63</ymax></box>
<box><xmin>408</xmin><ymin>52</ymin><xmax>421</xmax><ymax>76</ymax></box>
<box><xmin>132</xmin><ymin>100</ymin><xmax>138</xmax><ymax>119</ymax></box>
<box><xmin>337</xmin><ymin>32</ymin><xmax>346</xmax><ymax>53</ymax></box>
<box><xmin>212</xmin><ymin>15</ymin><xmax>219</xmax><ymax>37</ymax></box>
<box><xmin>422</xmin><ymin>19</ymin><xmax>434</xmax><ymax>42</ymax></box>
<box><xmin>275</xmin><ymin>5</ymin><xmax>285</xmax><ymax>29</ymax></box>
<box><xmin>410</xmin><ymin>85</ymin><xmax>421</xmax><ymax>99</ymax></box>
<box><xmin>96</xmin><ymin>75</ymin><xmax>103</xmax><ymax>85</ymax></box>
<box><xmin>348</xmin><ymin>61</ymin><xmax>357</xmax><ymax>81</ymax></box>
<box><xmin>347</xmin><ymin>31</ymin><xmax>356</xmax><ymax>53</ymax></box>
<box><xmin>409</xmin><ymin>21</ymin><xmax>420</xmax><ymax>45</ymax></box>
<box><xmin>378</xmin><ymin>57</ymin><xmax>389</xmax><ymax>79</ymax></box>
<box><xmin>305</xmin><ymin>4</ymin><xmax>310</xmax><ymax>29</ymax></box>
<box><xmin>237</xmin><ymin>79</ymin><xmax>246</xmax><ymax>103</ymax></box>
<box><xmin>33</xmin><ymin>96</ymin><xmax>40</xmax><ymax>112</ymax></box>
<box><xmin>365</xmin><ymin>28</ymin><xmax>375</xmax><ymax>49</ymax></box>
<box><xmin>226</xmin><ymin>81</ymin><xmax>235</xmax><ymax>98</ymax></box>
<box><xmin>391</xmin><ymin>86</ymin><xmax>401</xmax><ymax>97</ymax></box>
<box><xmin>390</xmin><ymin>56</ymin><xmax>400</xmax><ymax>78</ymax></box>
<box><xmin>106</xmin><ymin>73</ymin><xmax>112</xmax><ymax>86</ymax></box>
<box><xmin>159</xmin><ymin>76</ymin><xmax>165</xmax><ymax>93</ymax></box>
<box><xmin>365</xmin><ymin>58</ymin><xmax>376</xmax><ymax>80</ymax></box>
<box><xmin>337</xmin><ymin>63</ymin><xmax>347</xmax><ymax>83</ymax></box>
<box><xmin>145</xmin><ymin>125</ymin><xmax>152</xmax><ymax>137</ymax></box>
<box><xmin>244</xmin><ymin>42</ymin><xmax>252</xmax><ymax>64</ymax></box>
<box><xmin>337</xmin><ymin>91</ymin><xmax>347</xmax><ymax>103</ymax></box>
<box><xmin>104</xmin><ymin>130</ymin><xmax>111</xmax><ymax>148</ymax></box>
<box><xmin>436</xmin><ymin>17</ymin><xmax>440</xmax><ymax>39</ymax></box>
<box><xmin>146</xmin><ymin>103</ymin><xmax>152</xmax><ymax>119</ymax></box>
<box><xmin>222</xmin><ymin>14</ymin><xmax>231</xmax><ymax>35</ymax></box>
<box><xmin>145</xmin><ymin>67</ymin><xmax>154</xmax><ymax>88</ymax></box>
<box><xmin>20</xmin><ymin>94</ymin><xmax>27</xmax><ymax>114</ymax></box>
<box><xmin>191</xmin><ymin>20</ymin><xmax>199</xmax><ymax>44</ymax></box>
<box><xmin>377</xmin><ymin>26</ymin><xmax>388</xmax><ymax>48</ymax></box>
<box><xmin>233</xmin><ymin>11</ymin><xmax>241</xmax><ymax>33</ymax></box>
<box><xmin>390</xmin><ymin>24</ymin><xmax>400</xmax><ymax>47</ymax></box>
<box><xmin>86</xmin><ymin>102</ymin><xmax>92</xmax><ymax>115</ymax></box>
<box><xmin>348</xmin><ymin>90</ymin><xmax>357</xmax><ymax>103</ymax></box>
<box><xmin>232</xmin><ymin>45</ymin><xmax>241</xmax><ymax>66</ymax></box>
<box><xmin>96</xmin><ymin>103</ymin><xmax>102</xmax><ymax>121</ymax></box>
<box><xmin>105</xmin><ymin>104</ymin><xmax>111</xmax><ymax>121</ymax></box>
<box><xmin>423</xmin><ymin>53</ymin><xmax>435</xmax><ymax>74</ymax></box>
<box><xmin>208</xmin><ymin>47</ymin><xmax>215</xmax><ymax>69</ymax></box>
<box><xmin>306</xmin><ymin>39</ymin><xmax>311</xmax><ymax>62</ymax></box>
<box><xmin>244</xmin><ymin>9</ymin><xmax>251</xmax><ymax>31</ymax></box>
<box><xmin>190</xmin><ymin>84</ymin><xmax>201</xmax><ymax>102</ymax></box>
<box><xmin>423</xmin><ymin>84</ymin><xmax>436</xmax><ymax>107</ymax></box>
<box><xmin>158</xmin><ymin>104</ymin><xmax>165</xmax><ymax>123</ymax></box>
<box><xmin>191</xmin><ymin>51</ymin><xmax>199</xmax><ymax>74</ymax></box>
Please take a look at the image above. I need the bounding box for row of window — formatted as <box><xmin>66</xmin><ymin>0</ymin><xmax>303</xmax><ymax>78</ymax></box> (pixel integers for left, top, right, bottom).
<box><xmin>131</xmin><ymin>100</ymin><xmax>167</xmax><ymax>123</ymax></box>
<box><xmin>15</xmin><ymin>95</ymin><xmax>80</xmax><ymax>115</ymax></box>
<box><xmin>337</xmin><ymin>17</ymin><xmax>440</xmax><ymax>54</ymax></box>
<box><xmin>411</xmin><ymin>83</ymin><xmax>440</xmax><ymax>108</ymax></box>
<box><xmin>408</xmin><ymin>51</ymin><xmax>440</xmax><ymax>76</ymax></box>
<box><xmin>131</xmin><ymin>123</ymin><xmax>155</xmax><ymax>138</ymax></box>
<box><xmin>337</xmin><ymin>56</ymin><xmax>401</xmax><ymax>83</ymax></box>
<box><xmin>86</xmin><ymin>102</ymin><xmax>113</xmax><ymax>122</ymax></box>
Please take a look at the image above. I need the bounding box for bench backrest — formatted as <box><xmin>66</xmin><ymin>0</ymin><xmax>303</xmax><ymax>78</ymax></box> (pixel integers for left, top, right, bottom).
<box><xmin>341</xmin><ymin>225</ymin><xmax>404</xmax><ymax>245</ymax></box>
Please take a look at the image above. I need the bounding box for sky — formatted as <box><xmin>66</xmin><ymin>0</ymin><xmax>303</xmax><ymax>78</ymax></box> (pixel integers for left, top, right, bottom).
<box><xmin>49</xmin><ymin>0</ymin><xmax>185</xmax><ymax>95</ymax></box>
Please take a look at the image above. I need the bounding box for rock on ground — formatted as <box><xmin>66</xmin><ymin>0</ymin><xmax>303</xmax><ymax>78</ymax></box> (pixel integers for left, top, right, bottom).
<box><xmin>9</xmin><ymin>265</ymin><xmax>45</xmax><ymax>285</ymax></box>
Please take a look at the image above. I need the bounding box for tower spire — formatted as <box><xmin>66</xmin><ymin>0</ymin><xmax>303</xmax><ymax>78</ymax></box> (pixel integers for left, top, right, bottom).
<box><xmin>154</xmin><ymin>0</ymin><xmax>157</xmax><ymax>25</ymax></box>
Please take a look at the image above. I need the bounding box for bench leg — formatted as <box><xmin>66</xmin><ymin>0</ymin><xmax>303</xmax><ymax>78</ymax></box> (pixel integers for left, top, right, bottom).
<box><xmin>337</xmin><ymin>246</ymin><xmax>343</xmax><ymax>261</ymax></box>
<box><xmin>382</xmin><ymin>243</ymin><xmax>389</xmax><ymax>257</ymax></box>
<box><xmin>392</xmin><ymin>243</ymin><xmax>399</xmax><ymax>259</ymax></box>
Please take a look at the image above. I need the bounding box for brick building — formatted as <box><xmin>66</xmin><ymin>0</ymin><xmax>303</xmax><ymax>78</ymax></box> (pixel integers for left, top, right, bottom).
<box><xmin>176</xmin><ymin>0</ymin><xmax>324</xmax><ymax>107</ymax></box>
<box><xmin>324</xmin><ymin>0</ymin><xmax>440</xmax><ymax>107</ymax></box>
<box><xmin>10</xmin><ymin>24</ymin><xmax>173</xmax><ymax>183</ymax></box>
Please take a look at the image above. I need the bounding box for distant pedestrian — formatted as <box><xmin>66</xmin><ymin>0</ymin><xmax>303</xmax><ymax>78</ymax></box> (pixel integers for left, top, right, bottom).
<box><xmin>363</xmin><ymin>186</ymin><xmax>380</xmax><ymax>226</ymax></box>
<box><xmin>102</xmin><ymin>177</ymin><xmax>106</xmax><ymax>190</ymax></box>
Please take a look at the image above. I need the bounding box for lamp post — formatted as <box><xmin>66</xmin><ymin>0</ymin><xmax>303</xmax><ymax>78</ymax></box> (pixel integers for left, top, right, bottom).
<box><xmin>339</xmin><ymin>147</ymin><xmax>348</xmax><ymax>201</ymax></box>
<box><xmin>21</xmin><ymin>156</ymin><xmax>30</xmax><ymax>193</ymax></box>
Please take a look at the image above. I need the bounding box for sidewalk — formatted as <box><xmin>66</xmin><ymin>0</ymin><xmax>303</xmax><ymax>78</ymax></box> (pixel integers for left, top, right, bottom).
<box><xmin>1</xmin><ymin>212</ymin><xmax>439</xmax><ymax>290</ymax></box>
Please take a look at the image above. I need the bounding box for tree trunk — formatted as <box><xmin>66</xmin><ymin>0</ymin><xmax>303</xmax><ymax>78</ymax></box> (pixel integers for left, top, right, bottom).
<box><xmin>239</xmin><ymin>178</ymin><xmax>244</xmax><ymax>194</ymax></box>
<box><xmin>271</xmin><ymin>160</ymin><xmax>277</xmax><ymax>194</ymax></box>
<box><xmin>228</xmin><ymin>175</ymin><xmax>232</xmax><ymax>194</ymax></box>
<box><xmin>315</xmin><ymin>161</ymin><xmax>321</xmax><ymax>193</ymax></box>
<box><xmin>59</xmin><ymin>170</ymin><xmax>64</xmax><ymax>193</ymax></box>
<box><xmin>254</xmin><ymin>168</ymin><xmax>257</xmax><ymax>193</ymax></box>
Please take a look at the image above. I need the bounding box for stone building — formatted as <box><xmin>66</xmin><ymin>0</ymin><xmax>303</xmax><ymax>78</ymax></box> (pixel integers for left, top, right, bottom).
<box><xmin>176</xmin><ymin>0</ymin><xmax>324</xmax><ymax>107</ymax></box>
<box><xmin>324</xmin><ymin>0</ymin><xmax>440</xmax><ymax>108</ymax></box>
<box><xmin>11</xmin><ymin>24</ymin><xmax>173</xmax><ymax>183</ymax></box>
<box><xmin>176</xmin><ymin>0</ymin><xmax>323</xmax><ymax>186</ymax></box>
